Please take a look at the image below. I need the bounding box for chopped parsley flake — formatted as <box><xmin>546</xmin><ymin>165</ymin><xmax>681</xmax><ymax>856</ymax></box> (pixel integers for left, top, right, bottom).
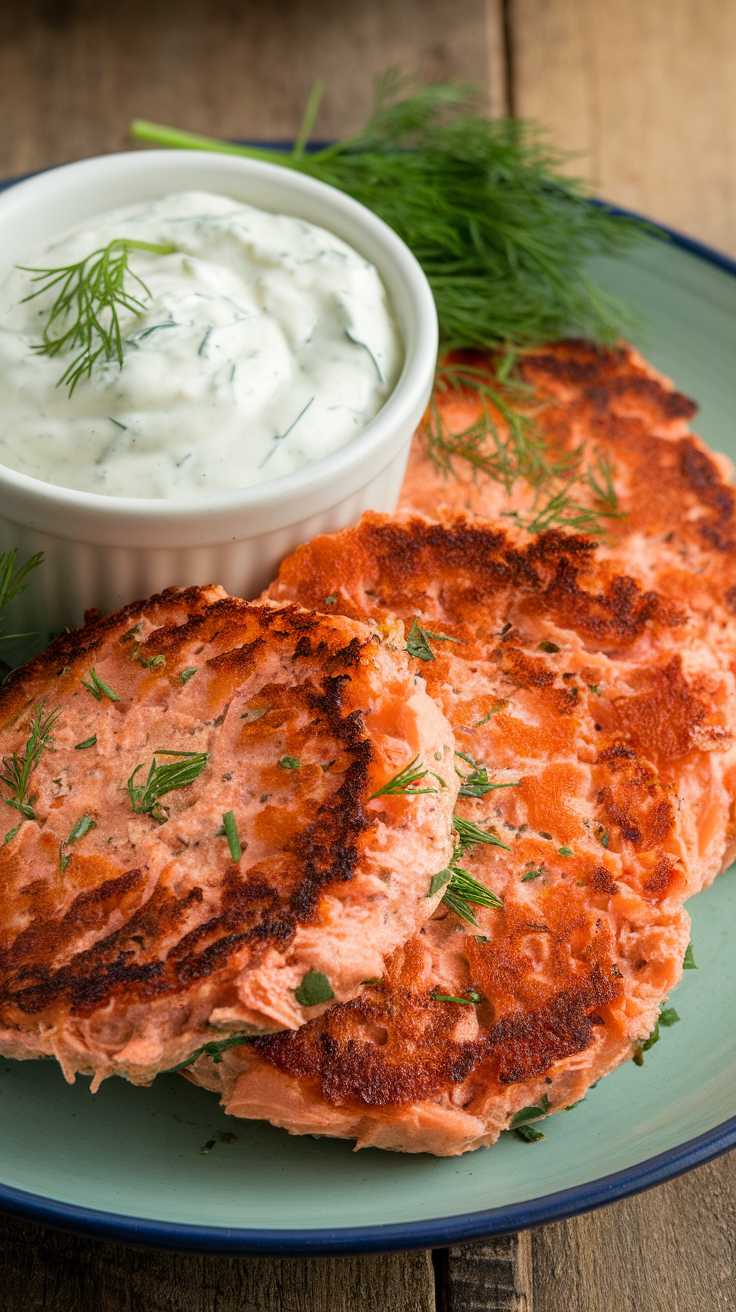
<box><xmin>324</xmin><ymin>594</ymin><xmax>337</xmax><ymax>606</ymax></box>
<box><xmin>278</xmin><ymin>755</ymin><xmax>301</xmax><ymax>770</ymax></box>
<box><xmin>179</xmin><ymin>668</ymin><xmax>197</xmax><ymax>684</ymax></box>
<box><xmin>659</xmin><ymin>1007</ymin><xmax>680</xmax><ymax>1027</ymax></box>
<box><xmin>558</xmin><ymin>846</ymin><xmax>574</xmax><ymax>857</ymax></box>
<box><xmin>405</xmin><ymin>618</ymin><xmax>435</xmax><ymax>662</ymax></box>
<box><xmin>522</xmin><ymin>869</ymin><xmax>543</xmax><ymax>881</ymax></box>
<box><xmin>294</xmin><ymin>970</ymin><xmax>334</xmax><ymax>1007</ymax></box>
<box><xmin>74</xmin><ymin>735</ymin><xmax>97</xmax><ymax>750</ymax></box>
<box><xmin>511</xmin><ymin>1095</ymin><xmax>551</xmax><ymax>1127</ymax></box>
<box><xmin>538</xmin><ymin>641</ymin><xmax>560</xmax><ymax>653</ymax></box>
<box><xmin>59</xmin><ymin>851</ymin><xmax>72</xmax><ymax>874</ymax></box>
<box><xmin>430</xmin><ymin>989</ymin><xmax>482</xmax><ymax>1006</ymax></box>
<box><xmin>3</xmin><ymin>822</ymin><xmax>22</xmax><ymax>846</ymax></box>
<box><xmin>683</xmin><ymin>943</ymin><xmax>697</xmax><ymax>969</ymax></box>
<box><xmin>68</xmin><ymin>814</ymin><xmax>96</xmax><ymax>844</ymax></box>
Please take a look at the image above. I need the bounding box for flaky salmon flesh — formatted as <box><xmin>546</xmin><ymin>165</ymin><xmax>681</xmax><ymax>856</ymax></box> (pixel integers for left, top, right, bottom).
<box><xmin>0</xmin><ymin>586</ymin><xmax>459</xmax><ymax>1088</ymax></box>
<box><xmin>187</xmin><ymin>511</ymin><xmax>733</xmax><ymax>1154</ymax></box>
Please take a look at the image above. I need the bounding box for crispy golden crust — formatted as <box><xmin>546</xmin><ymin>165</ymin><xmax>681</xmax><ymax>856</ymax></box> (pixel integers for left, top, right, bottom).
<box><xmin>187</xmin><ymin>509</ymin><xmax>723</xmax><ymax>1153</ymax></box>
<box><xmin>401</xmin><ymin>341</ymin><xmax>736</xmax><ymax>613</ymax></box>
<box><xmin>0</xmin><ymin>586</ymin><xmax>459</xmax><ymax>1084</ymax></box>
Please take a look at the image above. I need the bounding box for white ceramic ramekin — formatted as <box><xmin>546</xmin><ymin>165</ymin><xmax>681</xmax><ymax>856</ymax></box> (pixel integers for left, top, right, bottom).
<box><xmin>0</xmin><ymin>151</ymin><xmax>438</xmax><ymax>635</ymax></box>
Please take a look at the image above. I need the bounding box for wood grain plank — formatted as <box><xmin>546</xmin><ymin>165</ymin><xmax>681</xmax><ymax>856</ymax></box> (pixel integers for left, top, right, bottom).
<box><xmin>436</xmin><ymin>1232</ymin><xmax>533</xmax><ymax>1311</ymax></box>
<box><xmin>531</xmin><ymin>1150</ymin><xmax>736</xmax><ymax>1312</ymax></box>
<box><xmin>0</xmin><ymin>0</ymin><xmax>495</xmax><ymax>178</ymax></box>
<box><xmin>507</xmin><ymin>0</ymin><xmax>736</xmax><ymax>254</ymax></box>
<box><xmin>0</xmin><ymin>1211</ymin><xmax>436</xmax><ymax>1312</ymax></box>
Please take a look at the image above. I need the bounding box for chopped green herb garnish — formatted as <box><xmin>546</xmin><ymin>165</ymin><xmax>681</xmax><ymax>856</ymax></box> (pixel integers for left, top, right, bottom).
<box><xmin>222</xmin><ymin>810</ymin><xmax>241</xmax><ymax>862</ymax></box>
<box><xmin>19</xmin><ymin>237</ymin><xmax>178</xmax><ymax>394</ymax></box>
<box><xmin>179</xmin><ymin>667</ymin><xmax>197</xmax><ymax>684</ymax></box>
<box><xmin>405</xmin><ymin>617</ymin><xmax>435</xmax><ymax>662</ymax></box>
<box><xmin>321</xmin><ymin>760</ymin><xmax>335</xmax><ymax>772</ymax></box>
<box><xmin>278</xmin><ymin>755</ymin><xmax>301</xmax><ymax>770</ymax></box>
<box><xmin>683</xmin><ymin>943</ymin><xmax>697</xmax><ymax>969</ymax></box>
<box><xmin>127</xmin><ymin>750</ymin><xmax>208</xmax><ymax>822</ymax></box>
<box><xmin>599</xmin><ymin>830</ymin><xmax>609</xmax><ymax>848</ymax></box>
<box><xmin>511</xmin><ymin>1095</ymin><xmax>551</xmax><ymax>1127</ymax></box>
<box><xmin>588</xmin><ymin>684</ymin><xmax>600</xmax><ymax>695</ymax></box>
<box><xmin>423</xmin><ymin>630</ymin><xmax>461</xmax><ymax>644</ymax></box>
<box><xmin>132</xmin><ymin>644</ymin><xmax>166</xmax><ymax>669</ymax></box>
<box><xmin>521</xmin><ymin>869</ymin><xmax>543</xmax><ymax>882</ymax></box>
<box><xmin>430</xmin><ymin>988</ymin><xmax>483</xmax><ymax>1006</ymax></box>
<box><xmin>513</xmin><ymin>1123</ymin><xmax>546</xmax><ymax>1143</ymax></box>
<box><xmin>3</xmin><ymin>822</ymin><xmax>22</xmax><ymax>846</ymax></box>
<box><xmin>294</xmin><ymin>970</ymin><xmax>334</xmax><ymax>1007</ymax></box>
<box><xmin>74</xmin><ymin>735</ymin><xmax>97</xmax><ymax>750</ymax></box>
<box><xmin>659</xmin><ymin>1007</ymin><xmax>680</xmax><ymax>1027</ymax></box>
<box><xmin>67</xmin><ymin>814</ymin><xmax>96</xmax><ymax>844</ymax></box>
<box><xmin>0</xmin><ymin>700</ymin><xmax>60</xmax><ymax>822</ymax></box>
<box><xmin>642</xmin><ymin>1023</ymin><xmax>660</xmax><ymax>1052</ymax></box>
<box><xmin>59</xmin><ymin>851</ymin><xmax>72</xmax><ymax>874</ymax></box>
<box><xmin>427</xmin><ymin>868</ymin><xmax>454</xmax><ymax>897</ymax></box>
<box><xmin>324</xmin><ymin>594</ymin><xmax>338</xmax><ymax>606</ymax></box>
<box><xmin>441</xmin><ymin>866</ymin><xmax>504</xmax><ymax>925</ymax></box>
<box><xmin>369</xmin><ymin>755</ymin><xmax>437</xmax><ymax>799</ymax></box>
<box><xmin>81</xmin><ymin>667</ymin><xmax>120</xmax><ymax>702</ymax></box>
<box><xmin>455</xmin><ymin>750</ymin><xmax>519</xmax><ymax>799</ymax></box>
<box><xmin>164</xmin><ymin>1032</ymin><xmax>254</xmax><ymax>1074</ymax></box>
<box><xmin>558</xmin><ymin>846</ymin><xmax>574</xmax><ymax>857</ymax></box>
<box><xmin>452</xmin><ymin>815</ymin><xmax>510</xmax><ymax>853</ymax></box>
<box><xmin>538</xmin><ymin>641</ymin><xmax>560</xmax><ymax>653</ymax></box>
<box><xmin>0</xmin><ymin>548</ymin><xmax>44</xmax><ymax>642</ymax></box>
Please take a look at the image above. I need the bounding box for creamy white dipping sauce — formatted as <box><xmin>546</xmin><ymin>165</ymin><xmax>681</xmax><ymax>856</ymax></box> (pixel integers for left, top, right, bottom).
<box><xmin>0</xmin><ymin>191</ymin><xmax>403</xmax><ymax>499</ymax></box>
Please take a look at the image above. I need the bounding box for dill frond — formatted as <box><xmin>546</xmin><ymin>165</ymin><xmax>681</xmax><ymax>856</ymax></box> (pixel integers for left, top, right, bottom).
<box><xmin>0</xmin><ymin>549</ymin><xmax>43</xmax><ymax>643</ymax></box>
<box><xmin>127</xmin><ymin>750</ymin><xmax>208</xmax><ymax>823</ymax></box>
<box><xmin>442</xmin><ymin>866</ymin><xmax>504</xmax><ymax>925</ymax></box>
<box><xmin>369</xmin><ymin>755</ymin><xmax>437</xmax><ymax>799</ymax></box>
<box><xmin>20</xmin><ymin>238</ymin><xmax>177</xmax><ymax>394</ymax></box>
<box><xmin>0</xmin><ymin>700</ymin><xmax>60</xmax><ymax>825</ymax></box>
<box><xmin>130</xmin><ymin>78</ymin><xmax>648</xmax><ymax>350</ymax></box>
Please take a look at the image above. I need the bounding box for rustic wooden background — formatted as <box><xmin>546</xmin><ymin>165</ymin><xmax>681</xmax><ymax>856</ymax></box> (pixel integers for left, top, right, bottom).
<box><xmin>1</xmin><ymin>1</ymin><xmax>735</xmax><ymax>1308</ymax></box>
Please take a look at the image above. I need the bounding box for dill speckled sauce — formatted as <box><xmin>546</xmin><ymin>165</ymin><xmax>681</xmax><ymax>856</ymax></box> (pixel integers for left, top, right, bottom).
<box><xmin>0</xmin><ymin>191</ymin><xmax>403</xmax><ymax>499</ymax></box>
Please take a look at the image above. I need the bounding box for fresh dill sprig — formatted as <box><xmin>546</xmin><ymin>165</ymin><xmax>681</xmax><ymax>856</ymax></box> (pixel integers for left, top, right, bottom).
<box><xmin>0</xmin><ymin>700</ymin><xmax>60</xmax><ymax>829</ymax></box>
<box><xmin>453</xmin><ymin>814</ymin><xmax>510</xmax><ymax>854</ymax></box>
<box><xmin>19</xmin><ymin>238</ymin><xmax>177</xmax><ymax>394</ymax></box>
<box><xmin>130</xmin><ymin>76</ymin><xmax>646</xmax><ymax>348</ymax></box>
<box><xmin>0</xmin><ymin>549</ymin><xmax>43</xmax><ymax>642</ymax></box>
<box><xmin>441</xmin><ymin>866</ymin><xmax>503</xmax><ymax>925</ymax></box>
<box><xmin>127</xmin><ymin>749</ymin><xmax>208</xmax><ymax>823</ymax></box>
<box><xmin>427</xmin><ymin>357</ymin><xmax>623</xmax><ymax>537</ymax></box>
<box><xmin>369</xmin><ymin>755</ymin><xmax>437</xmax><ymax>799</ymax></box>
<box><xmin>455</xmin><ymin>750</ymin><xmax>519</xmax><ymax>799</ymax></box>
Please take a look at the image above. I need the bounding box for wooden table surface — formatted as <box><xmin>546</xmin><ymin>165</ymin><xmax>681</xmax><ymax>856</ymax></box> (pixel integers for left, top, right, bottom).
<box><xmin>1</xmin><ymin>2</ymin><xmax>735</xmax><ymax>1308</ymax></box>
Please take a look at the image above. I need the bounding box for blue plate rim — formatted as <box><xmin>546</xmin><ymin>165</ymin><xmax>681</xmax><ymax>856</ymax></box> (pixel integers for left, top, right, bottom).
<box><xmin>0</xmin><ymin>166</ymin><xmax>734</xmax><ymax>1253</ymax></box>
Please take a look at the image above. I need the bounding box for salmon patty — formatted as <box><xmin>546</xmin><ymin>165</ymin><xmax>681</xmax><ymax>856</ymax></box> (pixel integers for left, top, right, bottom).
<box><xmin>401</xmin><ymin>340</ymin><xmax>736</xmax><ymax>623</ymax></box>
<box><xmin>186</xmin><ymin>512</ymin><xmax>719</xmax><ymax>1153</ymax></box>
<box><xmin>0</xmin><ymin>585</ymin><xmax>458</xmax><ymax>1087</ymax></box>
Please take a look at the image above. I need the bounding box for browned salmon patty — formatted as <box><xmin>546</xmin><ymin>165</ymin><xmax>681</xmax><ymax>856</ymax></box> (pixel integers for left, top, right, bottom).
<box><xmin>0</xmin><ymin>585</ymin><xmax>459</xmax><ymax>1087</ymax></box>
<box><xmin>401</xmin><ymin>340</ymin><xmax>736</xmax><ymax>626</ymax></box>
<box><xmin>186</xmin><ymin>512</ymin><xmax>721</xmax><ymax>1153</ymax></box>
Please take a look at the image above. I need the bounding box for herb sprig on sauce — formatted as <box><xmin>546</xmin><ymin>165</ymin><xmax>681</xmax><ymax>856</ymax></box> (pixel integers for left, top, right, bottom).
<box><xmin>20</xmin><ymin>238</ymin><xmax>177</xmax><ymax>394</ymax></box>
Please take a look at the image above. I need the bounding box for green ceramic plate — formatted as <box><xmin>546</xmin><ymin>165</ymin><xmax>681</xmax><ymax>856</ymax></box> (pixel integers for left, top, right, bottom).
<box><xmin>0</xmin><ymin>221</ymin><xmax>734</xmax><ymax>1254</ymax></box>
